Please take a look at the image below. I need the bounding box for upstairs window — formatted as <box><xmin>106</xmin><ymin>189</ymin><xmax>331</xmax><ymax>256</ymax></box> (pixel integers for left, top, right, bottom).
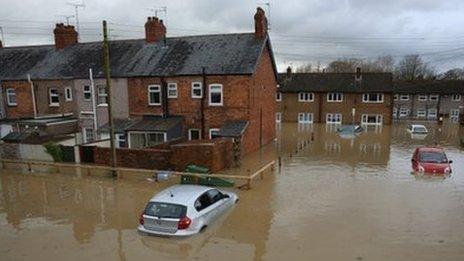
<box><xmin>452</xmin><ymin>94</ymin><xmax>461</xmax><ymax>101</ymax></box>
<box><xmin>276</xmin><ymin>92</ymin><xmax>282</xmax><ymax>102</ymax></box>
<box><xmin>209</xmin><ymin>128</ymin><xmax>220</xmax><ymax>139</ymax></box>
<box><xmin>83</xmin><ymin>85</ymin><xmax>92</xmax><ymax>101</ymax></box>
<box><xmin>362</xmin><ymin>93</ymin><xmax>384</xmax><ymax>103</ymax></box>
<box><xmin>6</xmin><ymin>88</ymin><xmax>17</xmax><ymax>106</ymax></box>
<box><xmin>418</xmin><ymin>95</ymin><xmax>427</xmax><ymax>101</ymax></box>
<box><xmin>148</xmin><ymin>85</ymin><xmax>161</xmax><ymax>105</ymax></box>
<box><xmin>299</xmin><ymin>92</ymin><xmax>314</xmax><ymax>102</ymax></box>
<box><xmin>191</xmin><ymin>82</ymin><xmax>203</xmax><ymax>98</ymax></box>
<box><xmin>429</xmin><ymin>94</ymin><xmax>439</xmax><ymax>101</ymax></box>
<box><xmin>65</xmin><ymin>87</ymin><xmax>73</xmax><ymax>101</ymax></box>
<box><xmin>394</xmin><ymin>94</ymin><xmax>399</xmax><ymax>101</ymax></box>
<box><xmin>49</xmin><ymin>88</ymin><xmax>59</xmax><ymax>107</ymax></box>
<box><xmin>327</xmin><ymin>93</ymin><xmax>343</xmax><ymax>102</ymax></box>
<box><xmin>209</xmin><ymin>84</ymin><xmax>223</xmax><ymax>106</ymax></box>
<box><xmin>97</xmin><ymin>85</ymin><xmax>108</xmax><ymax>105</ymax></box>
<box><xmin>167</xmin><ymin>83</ymin><xmax>178</xmax><ymax>98</ymax></box>
<box><xmin>400</xmin><ymin>94</ymin><xmax>409</xmax><ymax>101</ymax></box>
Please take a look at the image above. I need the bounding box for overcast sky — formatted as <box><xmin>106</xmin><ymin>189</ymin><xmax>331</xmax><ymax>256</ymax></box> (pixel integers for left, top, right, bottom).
<box><xmin>1</xmin><ymin>0</ymin><xmax>464</xmax><ymax>72</ymax></box>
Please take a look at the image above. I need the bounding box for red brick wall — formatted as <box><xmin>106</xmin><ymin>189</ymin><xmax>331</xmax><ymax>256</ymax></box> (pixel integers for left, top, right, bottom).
<box><xmin>170</xmin><ymin>138</ymin><xmax>233</xmax><ymax>172</ymax></box>
<box><xmin>94</xmin><ymin>147</ymin><xmax>171</xmax><ymax>170</ymax></box>
<box><xmin>2</xmin><ymin>81</ymin><xmax>34</xmax><ymax>119</ymax></box>
<box><xmin>127</xmin><ymin>45</ymin><xmax>277</xmax><ymax>154</ymax></box>
<box><xmin>34</xmin><ymin>80</ymin><xmax>77</xmax><ymax>116</ymax></box>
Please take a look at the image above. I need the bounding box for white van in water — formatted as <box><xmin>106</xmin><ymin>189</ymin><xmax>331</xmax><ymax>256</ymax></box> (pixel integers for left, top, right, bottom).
<box><xmin>138</xmin><ymin>185</ymin><xmax>238</xmax><ymax>236</ymax></box>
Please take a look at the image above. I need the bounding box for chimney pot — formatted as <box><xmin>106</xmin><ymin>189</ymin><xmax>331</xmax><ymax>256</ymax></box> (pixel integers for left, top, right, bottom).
<box><xmin>355</xmin><ymin>67</ymin><xmax>362</xmax><ymax>81</ymax></box>
<box><xmin>0</xmin><ymin>40</ymin><xmax>3</xmax><ymax>48</ymax></box>
<box><xmin>254</xmin><ymin>7</ymin><xmax>268</xmax><ymax>39</ymax></box>
<box><xmin>286</xmin><ymin>66</ymin><xmax>292</xmax><ymax>77</ymax></box>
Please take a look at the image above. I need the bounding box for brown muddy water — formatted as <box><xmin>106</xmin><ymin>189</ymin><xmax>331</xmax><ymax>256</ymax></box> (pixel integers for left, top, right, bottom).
<box><xmin>1</xmin><ymin>122</ymin><xmax>464</xmax><ymax>261</ymax></box>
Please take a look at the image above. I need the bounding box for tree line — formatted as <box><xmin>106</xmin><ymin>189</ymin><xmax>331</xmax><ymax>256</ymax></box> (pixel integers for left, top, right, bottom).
<box><xmin>295</xmin><ymin>55</ymin><xmax>464</xmax><ymax>81</ymax></box>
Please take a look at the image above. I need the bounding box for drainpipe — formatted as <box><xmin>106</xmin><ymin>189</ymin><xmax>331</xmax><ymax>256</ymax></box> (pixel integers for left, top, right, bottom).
<box><xmin>161</xmin><ymin>77</ymin><xmax>168</xmax><ymax>118</ymax></box>
<box><xmin>27</xmin><ymin>74</ymin><xmax>37</xmax><ymax>119</ymax></box>
<box><xmin>89</xmin><ymin>68</ymin><xmax>98</xmax><ymax>133</ymax></box>
<box><xmin>201</xmin><ymin>67</ymin><xmax>206</xmax><ymax>139</ymax></box>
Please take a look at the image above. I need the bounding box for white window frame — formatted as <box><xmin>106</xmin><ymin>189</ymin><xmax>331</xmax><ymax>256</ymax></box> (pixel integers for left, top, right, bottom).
<box><xmin>450</xmin><ymin>109</ymin><xmax>460</xmax><ymax>117</ymax></box>
<box><xmin>452</xmin><ymin>94</ymin><xmax>461</xmax><ymax>102</ymax></box>
<box><xmin>276</xmin><ymin>112</ymin><xmax>281</xmax><ymax>123</ymax></box>
<box><xmin>417</xmin><ymin>109</ymin><xmax>426</xmax><ymax>118</ymax></box>
<box><xmin>191</xmin><ymin>82</ymin><xmax>203</xmax><ymax>98</ymax></box>
<box><xmin>276</xmin><ymin>92</ymin><xmax>282</xmax><ymax>102</ymax></box>
<box><xmin>148</xmin><ymin>85</ymin><xmax>162</xmax><ymax>106</ymax></box>
<box><xmin>399</xmin><ymin>108</ymin><xmax>409</xmax><ymax>117</ymax></box>
<box><xmin>83</xmin><ymin>128</ymin><xmax>94</xmax><ymax>143</ymax></box>
<box><xmin>427</xmin><ymin>108</ymin><xmax>437</xmax><ymax>119</ymax></box>
<box><xmin>394</xmin><ymin>94</ymin><xmax>399</xmax><ymax>101</ymax></box>
<box><xmin>188</xmin><ymin>129</ymin><xmax>201</xmax><ymax>140</ymax></box>
<box><xmin>167</xmin><ymin>83</ymin><xmax>178</xmax><ymax>98</ymax></box>
<box><xmin>116</xmin><ymin>134</ymin><xmax>126</xmax><ymax>148</ymax></box>
<box><xmin>49</xmin><ymin>88</ymin><xmax>60</xmax><ymax>107</ymax></box>
<box><xmin>327</xmin><ymin>93</ymin><xmax>343</xmax><ymax>102</ymax></box>
<box><xmin>298</xmin><ymin>92</ymin><xmax>314</xmax><ymax>102</ymax></box>
<box><xmin>429</xmin><ymin>94</ymin><xmax>439</xmax><ymax>101</ymax></box>
<box><xmin>400</xmin><ymin>94</ymin><xmax>409</xmax><ymax>101</ymax></box>
<box><xmin>83</xmin><ymin>85</ymin><xmax>92</xmax><ymax>101</ymax></box>
<box><xmin>418</xmin><ymin>95</ymin><xmax>427</xmax><ymax>101</ymax></box>
<box><xmin>298</xmin><ymin>112</ymin><xmax>313</xmax><ymax>123</ymax></box>
<box><xmin>97</xmin><ymin>85</ymin><xmax>108</xmax><ymax>106</ymax></box>
<box><xmin>6</xmin><ymin>88</ymin><xmax>17</xmax><ymax>106</ymax></box>
<box><xmin>127</xmin><ymin>131</ymin><xmax>167</xmax><ymax>148</ymax></box>
<box><xmin>65</xmin><ymin>87</ymin><xmax>73</xmax><ymax>101</ymax></box>
<box><xmin>361</xmin><ymin>114</ymin><xmax>383</xmax><ymax>126</ymax></box>
<box><xmin>393</xmin><ymin>108</ymin><xmax>397</xmax><ymax>118</ymax></box>
<box><xmin>208</xmin><ymin>84</ymin><xmax>223</xmax><ymax>106</ymax></box>
<box><xmin>362</xmin><ymin>93</ymin><xmax>384</xmax><ymax>103</ymax></box>
<box><xmin>209</xmin><ymin>128</ymin><xmax>220</xmax><ymax>139</ymax></box>
<box><xmin>326</xmin><ymin>113</ymin><xmax>342</xmax><ymax>124</ymax></box>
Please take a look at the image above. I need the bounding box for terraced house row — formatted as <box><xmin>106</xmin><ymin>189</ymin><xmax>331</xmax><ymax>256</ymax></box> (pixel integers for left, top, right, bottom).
<box><xmin>277</xmin><ymin>68</ymin><xmax>464</xmax><ymax>125</ymax></box>
<box><xmin>0</xmin><ymin>8</ymin><xmax>277</xmax><ymax>155</ymax></box>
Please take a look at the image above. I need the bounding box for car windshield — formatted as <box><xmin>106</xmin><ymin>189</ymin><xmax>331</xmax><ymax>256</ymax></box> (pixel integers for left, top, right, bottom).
<box><xmin>414</xmin><ymin>126</ymin><xmax>427</xmax><ymax>133</ymax></box>
<box><xmin>144</xmin><ymin>202</ymin><xmax>187</xmax><ymax>218</ymax></box>
<box><xmin>419</xmin><ymin>151</ymin><xmax>447</xmax><ymax>163</ymax></box>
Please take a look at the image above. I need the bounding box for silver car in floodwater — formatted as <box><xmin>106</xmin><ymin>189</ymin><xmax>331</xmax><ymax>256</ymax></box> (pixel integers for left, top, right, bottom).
<box><xmin>138</xmin><ymin>185</ymin><xmax>238</xmax><ymax>236</ymax></box>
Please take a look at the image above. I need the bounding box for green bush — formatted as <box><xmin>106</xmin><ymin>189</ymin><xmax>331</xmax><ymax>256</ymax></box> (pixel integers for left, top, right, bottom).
<box><xmin>43</xmin><ymin>142</ymin><xmax>63</xmax><ymax>162</ymax></box>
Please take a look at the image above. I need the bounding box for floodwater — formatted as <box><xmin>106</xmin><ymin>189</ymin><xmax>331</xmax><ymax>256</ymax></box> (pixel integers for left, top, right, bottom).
<box><xmin>1</xmin><ymin>122</ymin><xmax>464</xmax><ymax>261</ymax></box>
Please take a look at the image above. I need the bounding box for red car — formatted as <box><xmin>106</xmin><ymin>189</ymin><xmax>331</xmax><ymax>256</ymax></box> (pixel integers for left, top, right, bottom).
<box><xmin>411</xmin><ymin>147</ymin><xmax>453</xmax><ymax>174</ymax></box>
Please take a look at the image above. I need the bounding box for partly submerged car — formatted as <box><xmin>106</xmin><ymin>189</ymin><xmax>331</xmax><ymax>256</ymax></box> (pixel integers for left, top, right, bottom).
<box><xmin>407</xmin><ymin>124</ymin><xmax>428</xmax><ymax>135</ymax></box>
<box><xmin>337</xmin><ymin>125</ymin><xmax>363</xmax><ymax>139</ymax></box>
<box><xmin>138</xmin><ymin>185</ymin><xmax>238</xmax><ymax>237</ymax></box>
<box><xmin>411</xmin><ymin>147</ymin><xmax>452</xmax><ymax>174</ymax></box>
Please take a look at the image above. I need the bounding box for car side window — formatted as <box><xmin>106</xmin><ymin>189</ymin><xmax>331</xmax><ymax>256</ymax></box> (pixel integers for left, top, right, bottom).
<box><xmin>194</xmin><ymin>193</ymin><xmax>212</xmax><ymax>212</ymax></box>
<box><xmin>207</xmin><ymin>189</ymin><xmax>222</xmax><ymax>204</ymax></box>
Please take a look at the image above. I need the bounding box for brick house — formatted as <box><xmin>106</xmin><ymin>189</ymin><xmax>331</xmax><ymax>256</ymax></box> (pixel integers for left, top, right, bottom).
<box><xmin>0</xmin><ymin>8</ymin><xmax>277</xmax><ymax>154</ymax></box>
<box><xmin>393</xmin><ymin>81</ymin><xmax>464</xmax><ymax>122</ymax></box>
<box><xmin>277</xmin><ymin>68</ymin><xmax>393</xmax><ymax>125</ymax></box>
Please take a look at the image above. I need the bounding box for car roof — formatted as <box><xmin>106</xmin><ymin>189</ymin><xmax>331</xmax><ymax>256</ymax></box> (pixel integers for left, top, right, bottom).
<box><xmin>411</xmin><ymin>124</ymin><xmax>427</xmax><ymax>128</ymax></box>
<box><xmin>417</xmin><ymin>147</ymin><xmax>444</xmax><ymax>153</ymax></box>
<box><xmin>149</xmin><ymin>185</ymin><xmax>214</xmax><ymax>205</ymax></box>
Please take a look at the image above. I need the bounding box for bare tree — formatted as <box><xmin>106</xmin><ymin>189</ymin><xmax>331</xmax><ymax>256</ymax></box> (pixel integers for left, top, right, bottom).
<box><xmin>326</xmin><ymin>58</ymin><xmax>362</xmax><ymax>72</ymax></box>
<box><xmin>439</xmin><ymin>68</ymin><xmax>464</xmax><ymax>80</ymax></box>
<box><xmin>395</xmin><ymin>55</ymin><xmax>436</xmax><ymax>81</ymax></box>
<box><xmin>295</xmin><ymin>63</ymin><xmax>313</xmax><ymax>73</ymax></box>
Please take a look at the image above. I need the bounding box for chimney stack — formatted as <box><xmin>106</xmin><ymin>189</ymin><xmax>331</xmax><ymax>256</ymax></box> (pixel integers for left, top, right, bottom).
<box><xmin>355</xmin><ymin>67</ymin><xmax>362</xmax><ymax>81</ymax></box>
<box><xmin>54</xmin><ymin>23</ymin><xmax>78</xmax><ymax>49</ymax></box>
<box><xmin>286</xmin><ymin>66</ymin><xmax>292</xmax><ymax>78</ymax></box>
<box><xmin>145</xmin><ymin>17</ymin><xmax>166</xmax><ymax>43</ymax></box>
<box><xmin>254</xmin><ymin>7</ymin><xmax>268</xmax><ymax>39</ymax></box>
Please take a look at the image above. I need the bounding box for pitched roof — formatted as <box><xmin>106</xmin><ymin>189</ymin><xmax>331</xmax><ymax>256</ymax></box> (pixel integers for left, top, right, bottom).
<box><xmin>218</xmin><ymin>121</ymin><xmax>249</xmax><ymax>137</ymax></box>
<box><xmin>99</xmin><ymin>118</ymin><xmax>135</xmax><ymax>133</ymax></box>
<box><xmin>125</xmin><ymin>115</ymin><xmax>183</xmax><ymax>132</ymax></box>
<box><xmin>278</xmin><ymin>72</ymin><xmax>393</xmax><ymax>93</ymax></box>
<box><xmin>393</xmin><ymin>81</ymin><xmax>464</xmax><ymax>94</ymax></box>
<box><xmin>0</xmin><ymin>33</ymin><xmax>276</xmax><ymax>80</ymax></box>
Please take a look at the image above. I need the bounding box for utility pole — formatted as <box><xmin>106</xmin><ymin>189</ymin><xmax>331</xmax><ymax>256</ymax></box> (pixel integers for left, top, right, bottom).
<box><xmin>67</xmin><ymin>1</ymin><xmax>85</xmax><ymax>40</ymax></box>
<box><xmin>102</xmin><ymin>20</ymin><xmax>118</xmax><ymax>177</ymax></box>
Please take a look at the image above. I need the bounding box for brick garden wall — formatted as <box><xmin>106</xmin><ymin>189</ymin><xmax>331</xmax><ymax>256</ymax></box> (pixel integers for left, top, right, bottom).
<box><xmin>94</xmin><ymin>147</ymin><xmax>171</xmax><ymax>170</ymax></box>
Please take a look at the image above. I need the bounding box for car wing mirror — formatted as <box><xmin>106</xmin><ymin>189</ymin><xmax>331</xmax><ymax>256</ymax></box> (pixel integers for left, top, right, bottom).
<box><xmin>449</xmin><ymin>160</ymin><xmax>453</xmax><ymax>164</ymax></box>
<box><xmin>222</xmin><ymin>194</ymin><xmax>230</xmax><ymax>199</ymax></box>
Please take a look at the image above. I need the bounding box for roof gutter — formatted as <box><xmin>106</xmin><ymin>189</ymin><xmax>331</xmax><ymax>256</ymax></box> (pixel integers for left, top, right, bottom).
<box><xmin>27</xmin><ymin>74</ymin><xmax>37</xmax><ymax>119</ymax></box>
